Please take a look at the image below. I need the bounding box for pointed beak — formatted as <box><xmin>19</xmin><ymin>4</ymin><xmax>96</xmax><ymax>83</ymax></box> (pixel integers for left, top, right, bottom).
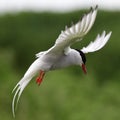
<box><xmin>82</xmin><ymin>64</ymin><xmax>87</xmax><ymax>74</ymax></box>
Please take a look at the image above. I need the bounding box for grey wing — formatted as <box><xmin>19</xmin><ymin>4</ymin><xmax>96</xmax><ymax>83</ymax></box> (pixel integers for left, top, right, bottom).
<box><xmin>55</xmin><ymin>6</ymin><xmax>98</xmax><ymax>46</ymax></box>
<box><xmin>81</xmin><ymin>31</ymin><xmax>112</xmax><ymax>54</ymax></box>
<box><xmin>36</xmin><ymin>6</ymin><xmax>98</xmax><ymax>57</ymax></box>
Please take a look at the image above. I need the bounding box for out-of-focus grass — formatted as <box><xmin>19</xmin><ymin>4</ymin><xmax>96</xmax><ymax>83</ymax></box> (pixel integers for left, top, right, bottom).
<box><xmin>0</xmin><ymin>49</ymin><xmax>19</xmax><ymax>119</ymax></box>
<box><xmin>1</xmin><ymin>50</ymin><xmax>120</xmax><ymax>120</ymax></box>
<box><xmin>0</xmin><ymin>10</ymin><xmax>120</xmax><ymax>120</ymax></box>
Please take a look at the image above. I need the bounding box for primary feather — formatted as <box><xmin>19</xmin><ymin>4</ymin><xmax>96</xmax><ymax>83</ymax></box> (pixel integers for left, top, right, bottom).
<box><xmin>81</xmin><ymin>31</ymin><xmax>112</xmax><ymax>53</ymax></box>
<box><xmin>36</xmin><ymin>6</ymin><xmax>98</xmax><ymax>57</ymax></box>
<box><xmin>55</xmin><ymin>6</ymin><xmax>97</xmax><ymax>45</ymax></box>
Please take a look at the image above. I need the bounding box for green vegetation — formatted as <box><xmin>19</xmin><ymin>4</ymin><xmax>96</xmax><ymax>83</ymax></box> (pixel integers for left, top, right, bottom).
<box><xmin>0</xmin><ymin>10</ymin><xmax>120</xmax><ymax>120</ymax></box>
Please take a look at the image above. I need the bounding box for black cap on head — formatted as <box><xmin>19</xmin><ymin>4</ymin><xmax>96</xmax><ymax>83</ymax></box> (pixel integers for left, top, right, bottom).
<box><xmin>75</xmin><ymin>49</ymin><xmax>86</xmax><ymax>64</ymax></box>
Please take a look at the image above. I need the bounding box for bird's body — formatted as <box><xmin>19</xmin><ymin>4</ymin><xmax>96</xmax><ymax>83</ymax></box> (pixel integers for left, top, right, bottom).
<box><xmin>28</xmin><ymin>48</ymin><xmax>81</xmax><ymax>71</ymax></box>
<box><xmin>12</xmin><ymin>6</ymin><xmax>112</xmax><ymax>117</ymax></box>
<box><xmin>46</xmin><ymin>48</ymin><xmax>82</xmax><ymax>70</ymax></box>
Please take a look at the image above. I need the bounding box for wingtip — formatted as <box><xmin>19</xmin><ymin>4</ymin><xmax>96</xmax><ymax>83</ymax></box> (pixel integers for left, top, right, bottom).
<box><xmin>95</xmin><ymin>5</ymin><xmax>98</xmax><ymax>10</ymax></box>
<box><xmin>90</xmin><ymin>5</ymin><xmax>98</xmax><ymax>12</ymax></box>
<box><xmin>109</xmin><ymin>31</ymin><xmax>112</xmax><ymax>35</ymax></box>
<box><xmin>81</xmin><ymin>30</ymin><xmax>112</xmax><ymax>54</ymax></box>
<box><xmin>105</xmin><ymin>31</ymin><xmax>112</xmax><ymax>37</ymax></box>
<box><xmin>107</xmin><ymin>31</ymin><xmax>112</xmax><ymax>39</ymax></box>
<box><xmin>80</xmin><ymin>5</ymin><xmax>98</xmax><ymax>21</ymax></box>
<box><xmin>102</xmin><ymin>30</ymin><xmax>112</xmax><ymax>35</ymax></box>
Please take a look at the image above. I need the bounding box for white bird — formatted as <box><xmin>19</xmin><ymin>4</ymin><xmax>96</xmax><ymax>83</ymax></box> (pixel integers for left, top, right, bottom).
<box><xmin>12</xmin><ymin>6</ymin><xmax>112</xmax><ymax>117</ymax></box>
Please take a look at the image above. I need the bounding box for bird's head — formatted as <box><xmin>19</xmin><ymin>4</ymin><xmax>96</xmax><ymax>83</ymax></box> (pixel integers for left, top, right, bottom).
<box><xmin>75</xmin><ymin>49</ymin><xmax>87</xmax><ymax>74</ymax></box>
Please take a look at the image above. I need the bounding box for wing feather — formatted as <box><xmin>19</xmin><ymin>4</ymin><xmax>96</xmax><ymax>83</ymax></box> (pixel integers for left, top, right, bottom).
<box><xmin>81</xmin><ymin>31</ymin><xmax>112</xmax><ymax>53</ymax></box>
<box><xmin>45</xmin><ymin>6</ymin><xmax>98</xmax><ymax>55</ymax></box>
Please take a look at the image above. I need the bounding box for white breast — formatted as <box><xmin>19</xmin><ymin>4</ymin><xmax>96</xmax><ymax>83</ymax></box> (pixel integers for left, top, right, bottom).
<box><xmin>50</xmin><ymin>49</ymin><xmax>82</xmax><ymax>70</ymax></box>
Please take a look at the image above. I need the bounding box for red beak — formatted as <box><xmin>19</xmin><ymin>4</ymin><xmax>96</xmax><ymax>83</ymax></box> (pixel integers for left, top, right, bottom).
<box><xmin>82</xmin><ymin>64</ymin><xmax>87</xmax><ymax>74</ymax></box>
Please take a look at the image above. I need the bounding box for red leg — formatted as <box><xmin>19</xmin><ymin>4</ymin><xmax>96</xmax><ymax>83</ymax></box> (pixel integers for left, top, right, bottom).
<box><xmin>36</xmin><ymin>70</ymin><xmax>45</xmax><ymax>86</ymax></box>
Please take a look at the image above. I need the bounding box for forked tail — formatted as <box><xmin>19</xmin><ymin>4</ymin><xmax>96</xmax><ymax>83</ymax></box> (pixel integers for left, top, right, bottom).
<box><xmin>12</xmin><ymin>76</ymin><xmax>32</xmax><ymax>117</ymax></box>
<box><xmin>12</xmin><ymin>58</ymin><xmax>42</xmax><ymax>117</ymax></box>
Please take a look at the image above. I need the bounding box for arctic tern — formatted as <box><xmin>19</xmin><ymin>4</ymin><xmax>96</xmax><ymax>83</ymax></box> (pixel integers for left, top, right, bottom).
<box><xmin>12</xmin><ymin>6</ymin><xmax>112</xmax><ymax>117</ymax></box>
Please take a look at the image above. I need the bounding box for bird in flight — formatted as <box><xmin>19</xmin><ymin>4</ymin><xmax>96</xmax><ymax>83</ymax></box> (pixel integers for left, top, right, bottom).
<box><xmin>12</xmin><ymin>6</ymin><xmax>112</xmax><ymax>117</ymax></box>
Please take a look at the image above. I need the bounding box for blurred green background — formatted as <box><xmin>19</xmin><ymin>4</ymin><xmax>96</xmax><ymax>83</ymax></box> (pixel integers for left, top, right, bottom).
<box><xmin>0</xmin><ymin>10</ymin><xmax>120</xmax><ymax>120</ymax></box>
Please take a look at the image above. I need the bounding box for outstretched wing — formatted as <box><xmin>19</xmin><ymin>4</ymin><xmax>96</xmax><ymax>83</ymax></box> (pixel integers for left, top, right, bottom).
<box><xmin>36</xmin><ymin>6</ymin><xmax>98</xmax><ymax>57</ymax></box>
<box><xmin>81</xmin><ymin>31</ymin><xmax>112</xmax><ymax>54</ymax></box>
<box><xmin>55</xmin><ymin>6</ymin><xmax>98</xmax><ymax>46</ymax></box>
